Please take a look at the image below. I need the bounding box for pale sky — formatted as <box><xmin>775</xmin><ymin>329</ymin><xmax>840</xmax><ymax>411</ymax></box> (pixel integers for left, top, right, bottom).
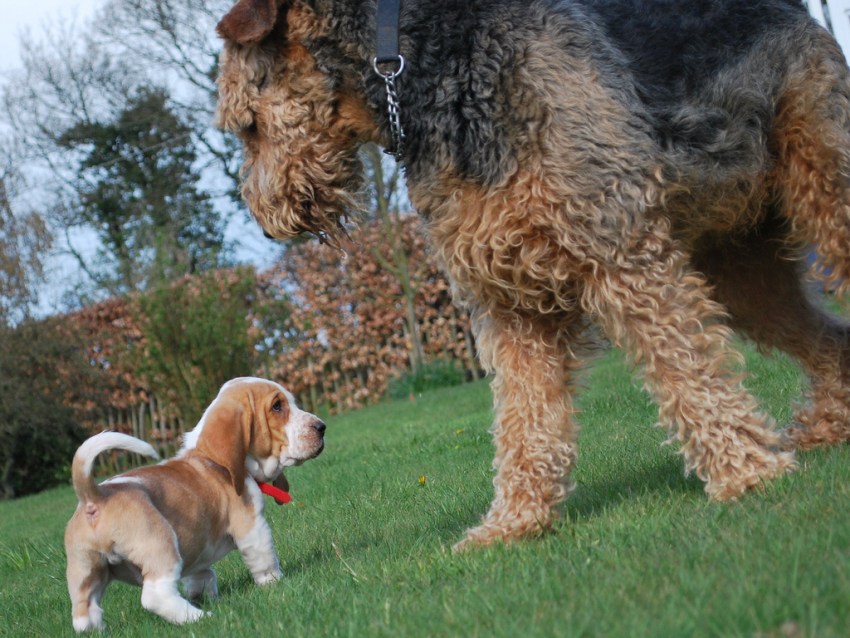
<box><xmin>1</xmin><ymin>0</ymin><xmax>104</xmax><ymax>72</ymax></box>
<box><xmin>1</xmin><ymin>0</ymin><xmax>281</xmax><ymax>314</ymax></box>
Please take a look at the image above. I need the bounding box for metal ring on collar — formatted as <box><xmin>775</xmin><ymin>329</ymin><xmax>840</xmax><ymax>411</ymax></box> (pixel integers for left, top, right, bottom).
<box><xmin>373</xmin><ymin>55</ymin><xmax>405</xmax><ymax>79</ymax></box>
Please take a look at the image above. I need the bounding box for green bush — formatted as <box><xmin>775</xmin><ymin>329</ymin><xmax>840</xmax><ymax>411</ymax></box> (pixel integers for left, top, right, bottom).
<box><xmin>386</xmin><ymin>358</ymin><xmax>465</xmax><ymax>400</ymax></box>
<box><xmin>133</xmin><ymin>267</ymin><xmax>265</xmax><ymax>425</ymax></box>
<box><xmin>0</xmin><ymin>319</ymin><xmax>93</xmax><ymax>499</ymax></box>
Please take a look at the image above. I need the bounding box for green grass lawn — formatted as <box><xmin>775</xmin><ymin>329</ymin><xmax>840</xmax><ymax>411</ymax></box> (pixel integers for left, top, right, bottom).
<box><xmin>2</xmin><ymin>346</ymin><xmax>849</xmax><ymax>637</ymax></box>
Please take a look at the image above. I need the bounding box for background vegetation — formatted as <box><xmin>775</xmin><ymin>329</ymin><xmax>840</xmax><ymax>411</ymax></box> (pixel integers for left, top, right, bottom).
<box><xmin>1</xmin><ymin>348</ymin><xmax>848</xmax><ymax>637</ymax></box>
<box><xmin>0</xmin><ymin>212</ymin><xmax>483</xmax><ymax>496</ymax></box>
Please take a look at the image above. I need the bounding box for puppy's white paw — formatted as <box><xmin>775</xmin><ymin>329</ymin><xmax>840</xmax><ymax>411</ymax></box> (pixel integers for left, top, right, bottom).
<box><xmin>173</xmin><ymin>604</ymin><xmax>209</xmax><ymax>625</ymax></box>
<box><xmin>255</xmin><ymin>568</ymin><xmax>282</xmax><ymax>586</ymax></box>
<box><xmin>72</xmin><ymin>616</ymin><xmax>105</xmax><ymax>633</ymax></box>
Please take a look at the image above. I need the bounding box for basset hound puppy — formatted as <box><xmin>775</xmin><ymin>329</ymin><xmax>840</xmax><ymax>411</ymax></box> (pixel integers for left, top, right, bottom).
<box><xmin>64</xmin><ymin>377</ymin><xmax>325</xmax><ymax>631</ymax></box>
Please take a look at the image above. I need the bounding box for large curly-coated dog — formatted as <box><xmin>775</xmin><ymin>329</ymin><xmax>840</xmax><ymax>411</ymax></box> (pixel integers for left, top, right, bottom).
<box><xmin>214</xmin><ymin>0</ymin><xmax>850</xmax><ymax>548</ymax></box>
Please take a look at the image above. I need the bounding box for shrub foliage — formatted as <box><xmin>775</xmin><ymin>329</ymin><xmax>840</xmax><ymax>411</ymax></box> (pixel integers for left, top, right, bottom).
<box><xmin>0</xmin><ymin>319</ymin><xmax>97</xmax><ymax>499</ymax></box>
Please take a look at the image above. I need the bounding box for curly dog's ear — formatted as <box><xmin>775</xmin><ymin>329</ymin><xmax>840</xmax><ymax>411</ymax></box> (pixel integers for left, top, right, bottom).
<box><xmin>217</xmin><ymin>0</ymin><xmax>282</xmax><ymax>45</ymax></box>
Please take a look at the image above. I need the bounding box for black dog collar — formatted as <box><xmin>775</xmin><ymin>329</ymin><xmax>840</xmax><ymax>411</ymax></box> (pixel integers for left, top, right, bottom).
<box><xmin>376</xmin><ymin>0</ymin><xmax>402</xmax><ymax>64</ymax></box>
<box><xmin>373</xmin><ymin>0</ymin><xmax>406</xmax><ymax>160</ymax></box>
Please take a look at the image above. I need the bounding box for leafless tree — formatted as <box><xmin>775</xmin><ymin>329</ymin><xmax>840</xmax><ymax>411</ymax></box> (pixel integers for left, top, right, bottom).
<box><xmin>0</xmin><ymin>140</ymin><xmax>50</xmax><ymax>325</ymax></box>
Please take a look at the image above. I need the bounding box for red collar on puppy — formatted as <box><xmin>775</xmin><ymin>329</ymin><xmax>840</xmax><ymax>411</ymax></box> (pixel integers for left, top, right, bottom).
<box><xmin>256</xmin><ymin>480</ymin><xmax>292</xmax><ymax>504</ymax></box>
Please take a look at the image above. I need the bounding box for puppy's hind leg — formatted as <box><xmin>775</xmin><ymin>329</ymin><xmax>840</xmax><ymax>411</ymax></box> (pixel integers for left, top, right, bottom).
<box><xmin>65</xmin><ymin>547</ymin><xmax>109</xmax><ymax>633</ymax></box>
<box><xmin>141</xmin><ymin>569</ymin><xmax>206</xmax><ymax>624</ymax></box>
<box><xmin>183</xmin><ymin>569</ymin><xmax>219</xmax><ymax>602</ymax></box>
<box><xmin>122</xmin><ymin>505</ymin><xmax>207</xmax><ymax>624</ymax></box>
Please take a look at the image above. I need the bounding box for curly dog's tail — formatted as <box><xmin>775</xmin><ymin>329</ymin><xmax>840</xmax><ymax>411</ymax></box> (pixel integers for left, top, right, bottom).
<box><xmin>71</xmin><ymin>432</ymin><xmax>159</xmax><ymax>504</ymax></box>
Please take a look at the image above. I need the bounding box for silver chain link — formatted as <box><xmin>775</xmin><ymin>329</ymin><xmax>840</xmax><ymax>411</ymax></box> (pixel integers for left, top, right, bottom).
<box><xmin>372</xmin><ymin>55</ymin><xmax>406</xmax><ymax>161</ymax></box>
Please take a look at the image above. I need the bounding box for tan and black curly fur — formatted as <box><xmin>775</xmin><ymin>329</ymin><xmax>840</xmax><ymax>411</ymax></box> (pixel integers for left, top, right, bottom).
<box><xmin>215</xmin><ymin>0</ymin><xmax>850</xmax><ymax>548</ymax></box>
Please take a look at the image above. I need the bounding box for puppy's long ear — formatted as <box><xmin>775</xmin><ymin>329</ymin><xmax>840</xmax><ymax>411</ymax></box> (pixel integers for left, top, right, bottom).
<box><xmin>194</xmin><ymin>398</ymin><xmax>252</xmax><ymax>495</ymax></box>
<box><xmin>217</xmin><ymin>0</ymin><xmax>281</xmax><ymax>44</ymax></box>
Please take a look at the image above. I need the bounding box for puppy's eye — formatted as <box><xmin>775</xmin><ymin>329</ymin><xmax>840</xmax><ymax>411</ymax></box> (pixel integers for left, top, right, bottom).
<box><xmin>272</xmin><ymin>399</ymin><xmax>283</xmax><ymax>413</ymax></box>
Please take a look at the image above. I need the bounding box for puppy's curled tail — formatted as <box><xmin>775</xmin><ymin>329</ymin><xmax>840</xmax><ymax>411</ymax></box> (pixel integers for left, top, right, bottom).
<box><xmin>71</xmin><ymin>432</ymin><xmax>159</xmax><ymax>504</ymax></box>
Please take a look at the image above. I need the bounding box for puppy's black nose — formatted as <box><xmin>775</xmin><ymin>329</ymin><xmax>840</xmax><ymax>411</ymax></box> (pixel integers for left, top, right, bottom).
<box><xmin>313</xmin><ymin>419</ymin><xmax>327</xmax><ymax>435</ymax></box>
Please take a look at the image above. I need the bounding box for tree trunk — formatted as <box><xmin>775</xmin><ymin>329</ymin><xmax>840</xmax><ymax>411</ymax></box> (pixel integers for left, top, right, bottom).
<box><xmin>362</xmin><ymin>144</ymin><xmax>427</xmax><ymax>375</ymax></box>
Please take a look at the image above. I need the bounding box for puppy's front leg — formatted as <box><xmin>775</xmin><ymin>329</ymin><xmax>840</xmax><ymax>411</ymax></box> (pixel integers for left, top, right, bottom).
<box><xmin>235</xmin><ymin>516</ymin><xmax>282</xmax><ymax>585</ymax></box>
